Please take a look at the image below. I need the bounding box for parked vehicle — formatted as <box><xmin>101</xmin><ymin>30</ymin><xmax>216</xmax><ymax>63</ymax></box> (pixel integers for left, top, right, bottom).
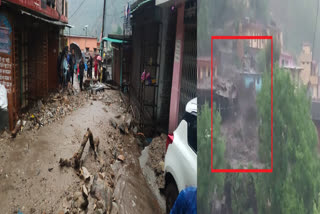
<box><xmin>164</xmin><ymin>98</ymin><xmax>197</xmax><ymax>213</ymax></box>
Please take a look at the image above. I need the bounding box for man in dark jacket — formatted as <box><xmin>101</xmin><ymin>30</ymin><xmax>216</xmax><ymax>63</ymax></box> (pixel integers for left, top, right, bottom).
<box><xmin>68</xmin><ymin>49</ymin><xmax>76</xmax><ymax>86</ymax></box>
<box><xmin>57</xmin><ymin>51</ymin><xmax>63</xmax><ymax>90</ymax></box>
<box><xmin>87</xmin><ymin>55</ymin><xmax>93</xmax><ymax>78</ymax></box>
<box><xmin>79</xmin><ymin>57</ymin><xmax>85</xmax><ymax>91</ymax></box>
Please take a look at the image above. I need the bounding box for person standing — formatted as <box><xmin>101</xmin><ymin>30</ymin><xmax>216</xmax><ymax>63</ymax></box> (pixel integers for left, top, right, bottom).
<box><xmin>63</xmin><ymin>54</ymin><xmax>69</xmax><ymax>88</ymax></box>
<box><xmin>88</xmin><ymin>55</ymin><xmax>93</xmax><ymax>78</ymax></box>
<box><xmin>70</xmin><ymin>49</ymin><xmax>76</xmax><ymax>86</ymax></box>
<box><xmin>94</xmin><ymin>58</ymin><xmax>98</xmax><ymax>79</ymax></box>
<box><xmin>79</xmin><ymin>57</ymin><xmax>85</xmax><ymax>91</ymax></box>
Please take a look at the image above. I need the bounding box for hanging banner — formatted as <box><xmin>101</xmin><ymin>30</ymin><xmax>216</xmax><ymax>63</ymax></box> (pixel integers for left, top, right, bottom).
<box><xmin>0</xmin><ymin>13</ymin><xmax>12</xmax><ymax>94</ymax></box>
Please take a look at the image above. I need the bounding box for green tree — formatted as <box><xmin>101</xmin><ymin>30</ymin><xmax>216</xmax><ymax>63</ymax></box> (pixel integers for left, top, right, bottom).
<box><xmin>255</xmin><ymin>66</ymin><xmax>320</xmax><ymax>214</ymax></box>
<box><xmin>198</xmin><ymin>103</ymin><xmax>226</xmax><ymax>213</ymax></box>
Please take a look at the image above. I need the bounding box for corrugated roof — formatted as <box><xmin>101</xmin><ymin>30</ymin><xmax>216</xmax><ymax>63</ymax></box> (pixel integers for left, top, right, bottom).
<box><xmin>102</xmin><ymin>37</ymin><xmax>127</xmax><ymax>44</ymax></box>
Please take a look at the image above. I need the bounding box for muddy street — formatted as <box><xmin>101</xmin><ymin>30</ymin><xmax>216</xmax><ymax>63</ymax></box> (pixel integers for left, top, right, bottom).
<box><xmin>0</xmin><ymin>89</ymin><xmax>163</xmax><ymax>214</ymax></box>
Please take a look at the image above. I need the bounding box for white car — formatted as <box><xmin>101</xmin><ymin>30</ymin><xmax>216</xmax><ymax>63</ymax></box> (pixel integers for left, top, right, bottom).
<box><xmin>164</xmin><ymin>98</ymin><xmax>197</xmax><ymax>213</ymax></box>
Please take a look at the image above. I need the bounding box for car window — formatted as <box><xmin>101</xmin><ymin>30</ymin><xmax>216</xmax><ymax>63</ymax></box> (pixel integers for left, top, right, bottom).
<box><xmin>184</xmin><ymin>112</ymin><xmax>197</xmax><ymax>153</ymax></box>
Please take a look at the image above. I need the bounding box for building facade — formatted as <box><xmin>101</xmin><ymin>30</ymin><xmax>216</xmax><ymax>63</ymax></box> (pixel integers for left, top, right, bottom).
<box><xmin>0</xmin><ymin>0</ymin><xmax>68</xmax><ymax>130</ymax></box>
<box><xmin>298</xmin><ymin>43</ymin><xmax>319</xmax><ymax>99</ymax></box>
<box><xmin>67</xmin><ymin>35</ymin><xmax>99</xmax><ymax>55</ymax></box>
<box><xmin>127</xmin><ymin>0</ymin><xmax>196</xmax><ymax>134</ymax></box>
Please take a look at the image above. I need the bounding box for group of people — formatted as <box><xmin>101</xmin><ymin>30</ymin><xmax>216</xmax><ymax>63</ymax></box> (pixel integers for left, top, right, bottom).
<box><xmin>57</xmin><ymin>47</ymin><xmax>105</xmax><ymax>92</ymax></box>
<box><xmin>57</xmin><ymin>48</ymin><xmax>88</xmax><ymax>91</ymax></box>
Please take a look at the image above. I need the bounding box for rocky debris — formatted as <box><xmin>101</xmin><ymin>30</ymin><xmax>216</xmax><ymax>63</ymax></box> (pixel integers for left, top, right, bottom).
<box><xmin>11</xmin><ymin>120</ymin><xmax>22</xmax><ymax>138</ymax></box>
<box><xmin>90</xmin><ymin>174</ymin><xmax>114</xmax><ymax>213</ymax></box>
<box><xmin>147</xmin><ymin>134</ymin><xmax>167</xmax><ymax>187</ymax></box>
<box><xmin>72</xmin><ymin>191</ymin><xmax>88</xmax><ymax>210</ymax></box>
<box><xmin>59</xmin><ymin>128</ymin><xmax>96</xmax><ymax>169</ymax></box>
<box><xmin>10</xmin><ymin>91</ymin><xmax>87</xmax><ymax>137</ymax></box>
<box><xmin>114</xmin><ymin>115</ymin><xmax>121</xmax><ymax>119</ymax></box>
<box><xmin>80</xmin><ymin>167</ymin><xmax>91</xmax><ymax>182</ymax></box>
<box><xmin>111</xmin><ymin>202</ymin><xmax>119</xmax><ymax>214</ymax></box>
<box><xmin>82</xmin><ymin>185</ymin><xmax>89</xmax><ymax>198</ymax></box>
<box><xmin>109</xmin><ymin>119</ymin><xmax>117</xmax><ymax>129</ymax></box>
<box><xmin>117</xmin><ymin>155</ymin><xmax>125</xmax><ymax>162</ymax></box>
<box><xmin>118</xmin><ymin>123</ymin><xmax>129</xmax><ymax>135</ymax></box>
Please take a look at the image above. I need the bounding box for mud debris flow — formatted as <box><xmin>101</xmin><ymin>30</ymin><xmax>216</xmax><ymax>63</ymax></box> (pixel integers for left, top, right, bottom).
<box><xmin>0</xmin><ymin>89</ymin><xmax>163</xmax><ymax>214</ymax></box>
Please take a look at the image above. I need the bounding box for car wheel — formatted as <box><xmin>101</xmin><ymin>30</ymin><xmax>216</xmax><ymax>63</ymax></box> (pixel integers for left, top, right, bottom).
<box><xmin>165</xmin><ymin>182</ymin><xmax>179</xmax><ymax>214</ymax></box>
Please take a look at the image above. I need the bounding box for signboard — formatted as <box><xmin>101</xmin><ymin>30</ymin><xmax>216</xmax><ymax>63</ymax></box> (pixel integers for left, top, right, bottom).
<box><xmin>174</xmin><ymin>39</ymin><xmax>181</xmax><ymax>62</ymax></box>
<box><xmin>0</xmin><ymin>14</ymin><xmax>12</xmax><ymax>94</ymax></box>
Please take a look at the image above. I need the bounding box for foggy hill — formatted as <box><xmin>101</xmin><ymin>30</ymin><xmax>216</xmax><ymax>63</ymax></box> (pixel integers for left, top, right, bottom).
<box><xmin>65</xmin><ymin>0</ymin><xmax>129</xmax><ymax>39</ymax></box>
<box><xmin>269</xmin><ymin>0</ymin><xmax>320</xmax><ymax>59</ymax></box>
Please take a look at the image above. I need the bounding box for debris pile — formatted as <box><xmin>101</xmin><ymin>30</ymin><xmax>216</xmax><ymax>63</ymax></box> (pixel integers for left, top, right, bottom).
<box><xmin>147</xmin><ymin>134</ymin><xmax>167</xmax><ymax>187</ymax></box>
<box><xmin>59</xmin><ymin>128</ymin><xmax>120</xmax><ymax>214</ymax></box>
<box><xmin>10</xmin><ymin>90</ymin><xmax>88</xmax><ymax>138</ymax></box>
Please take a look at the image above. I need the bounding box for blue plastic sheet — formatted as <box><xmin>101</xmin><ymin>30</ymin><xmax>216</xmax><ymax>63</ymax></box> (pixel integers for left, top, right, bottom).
<box><xmin>170</xmin><ymin>186</ymin><xmax>197</xmax><ymax>214</ymax></box>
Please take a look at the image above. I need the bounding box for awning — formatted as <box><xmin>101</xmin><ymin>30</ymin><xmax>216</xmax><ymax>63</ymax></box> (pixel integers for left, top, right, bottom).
<box><xmin>131</xmin><ymin>0</ymin><xmax>153</xmax><ymax>14</ymax></box>
<box><xmin>21</xmin><ymin>10</ymin><xmax>72</xmax><ymax>28</ymax></box>
<box><xmin>101</xmin><ymin>37</ymin><xmax>127</xmax><ymax>44</ymax></box>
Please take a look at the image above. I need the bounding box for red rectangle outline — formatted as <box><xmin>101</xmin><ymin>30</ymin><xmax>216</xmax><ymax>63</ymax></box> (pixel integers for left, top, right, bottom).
<box><xmin>211</xmin><ymin>35</ymin><xmax>273</xmax><ymax>173</ymax></box>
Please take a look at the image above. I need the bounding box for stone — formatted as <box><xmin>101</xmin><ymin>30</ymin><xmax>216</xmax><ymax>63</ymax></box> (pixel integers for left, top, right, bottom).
<box><xmin>117</xmin><ymin>155</ymin><xmax>125</xmax><ymax>162</ymax></box>
<box><xmin>134</xmin><ymin>138</ymin><xmax>144</xmax><ymax>147</ymax></box>
<box><xmin>82</xmin><ymin>185</ymin><xmax>89</xmax><ymax>198</ymax></box>
<box><xmin>80</xmin><ymin>167</ymin><xmax>91</xmax><ymax>181</ymax></box>
<box><xmin>47</xmin><ymin>111</ymin><xmax>53</xmax><ymax>118</ymax></box>
<box><xmin>159</xmin><ymin>161</ymin><xmax>165</xmax><ymax>172</ymax></box>
<box><xmin>94</xmin><ymin>209</ymin><xmax>103</xmax><ymax>214</ymax></box>
<box><xmin>73</xmin><ymin>191</ymin><xmax>88</xmax><ymax>210</ymax></box>
<box><xmin>132</xmin><ymin>126</ymin><xmax>138</xmax><ymax>134</ymax></box>
<box><xmin>125</xmin><ymin>117</ymin><xmax>132</xmax><ymax>128</ymax></box>
<box><xmin>24</xmin><ymin>121</ymin><xmax>33</xmax><ymax>131</ymax></box>
<box><xmin>118</xmin><ymin>123</ymin><xmax>127</xmax><ymax>134</ymax></box>
<box><xmin>95</xmin><ymin>200</ymin><xmax>104</xmax><ymax>210</ymax></box>
<box><xmin>110</xmin><ymin>202</ymin><xmax>119</xmax><ymax>214</ymax></box>
<box><xmin>109</xmin><ymin>119</ymin><xmax>117</xmax><ymax>129</ymax></box>
<box><xmin>37</xmin><ymin>100</ymin><xmax>43</xmax><ymax>111</ymax></box>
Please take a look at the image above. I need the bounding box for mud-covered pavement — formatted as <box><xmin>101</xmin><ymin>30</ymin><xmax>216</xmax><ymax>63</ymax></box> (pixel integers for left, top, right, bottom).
<box><xmin>0</xmin><ymin>89</ymin><xmax>163</xmax><ymax>214</ymax></box>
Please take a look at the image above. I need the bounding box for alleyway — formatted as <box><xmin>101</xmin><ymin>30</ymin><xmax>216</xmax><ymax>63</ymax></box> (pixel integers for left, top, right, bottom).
<box><xmin>0</xmin><ymin>87</ymin><xmax>163</xmax><ymax>214</ymax></box>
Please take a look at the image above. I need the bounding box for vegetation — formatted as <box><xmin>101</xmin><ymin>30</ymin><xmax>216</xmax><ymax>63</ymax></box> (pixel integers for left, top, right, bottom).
<box><xmin>255</xmin><ymin>66</ymin><xmax>320</xmax><ymax>214</ymax></box>
<box><xmin>197</xmin><ymin>103</ymin><xmax>226</xmax><ymax>214</ymax></box>
<box><xmin>198</xmin><ymin>66</ymin><xmax>320</xmax><ymax>213</ymax></box>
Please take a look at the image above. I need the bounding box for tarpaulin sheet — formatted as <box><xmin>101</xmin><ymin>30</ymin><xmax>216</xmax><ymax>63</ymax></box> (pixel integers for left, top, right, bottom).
<box><xmin>170</xmin><ymin>187</ymin><xmax>197</xmax><ymax>214</ymax></box>
<box><xmin>0</xmin><ymin>83</ymin><xmax>7</xmax><ymax>110</ymax></box>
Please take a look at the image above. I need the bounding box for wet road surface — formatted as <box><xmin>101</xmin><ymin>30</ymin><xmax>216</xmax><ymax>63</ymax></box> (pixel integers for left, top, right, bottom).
<box><xmin>0</xmin><ymin>90</ymin><xmax>162</xmax><ymax>214</ymax></box>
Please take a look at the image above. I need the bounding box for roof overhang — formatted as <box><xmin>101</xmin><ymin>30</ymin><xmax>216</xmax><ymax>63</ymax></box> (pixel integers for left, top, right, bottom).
<box><xmin>21</xmin><ymin>10</ymin><xmax>71</xmax><ymax>27</ymax></box>
<box><xmin>108</xmin><ymin>34</ymin><xmax>132</xmax><ymax>42</ymax></box>
<box><xmin>155</xmin><ymin>0</ymin><xmax>185</xmax><ymax>7</ymax></box>
<box><xmin>102</xmin><ymin>37</ymin><xmax>128</xmax><ymax>44</ymax></box>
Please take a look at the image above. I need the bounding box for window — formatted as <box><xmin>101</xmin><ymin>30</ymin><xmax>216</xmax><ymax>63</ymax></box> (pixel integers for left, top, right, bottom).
<box><xmin>86</xmin><ymin>47</ymin><xmax>89</xmax><ymax>53</ymax></box>
<box><xmin>184</xmin><ymin>112</ymin><xmax>197</xmax><ymax>153</ymax></box>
